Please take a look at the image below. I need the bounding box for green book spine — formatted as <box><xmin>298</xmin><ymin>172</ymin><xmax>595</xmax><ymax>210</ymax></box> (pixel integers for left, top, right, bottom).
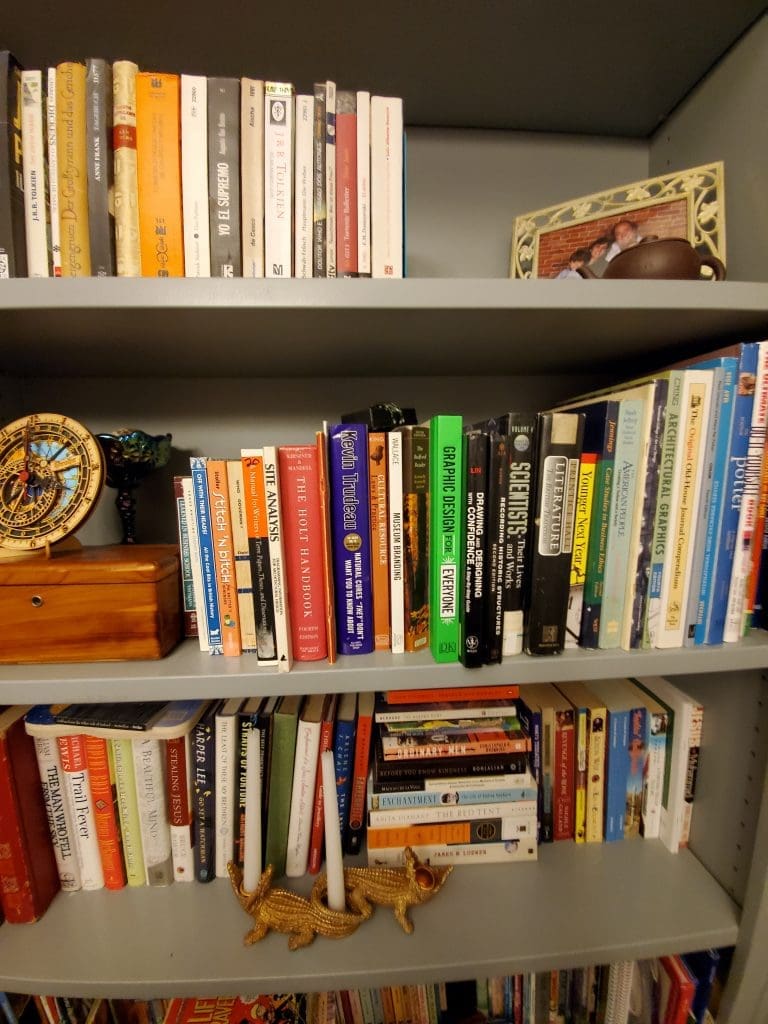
<box><xmin>428</xmin><ymin>414</ymin><xmax>464</xmax><ymax>662</ymax></box>
<box><xmin>110</xmin><ymin>738</ymin><xmax>145</xmax><ymax>887</ymax></box>
<box><xmin>264</xmin><ymin>694</ymin><xmax>302</xmax><ymax>876</ymax></box>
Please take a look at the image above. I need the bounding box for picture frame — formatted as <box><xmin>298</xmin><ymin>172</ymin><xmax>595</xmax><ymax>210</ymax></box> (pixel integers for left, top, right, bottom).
<box><xmin>509</xmin><ymin>161</ymin><xmax>725</xmax><ymax>280</ymax></box>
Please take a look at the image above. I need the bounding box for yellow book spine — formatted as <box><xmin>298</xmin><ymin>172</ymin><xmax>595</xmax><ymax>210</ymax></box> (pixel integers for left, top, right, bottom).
<box><xmin>56</xmin><ymin>62</ymin><xmax>91</xmax><ymax>276</ymax></box>
<box><xmin>113</xmin><ymin>60</ymin><xmax>141</xmax><ymax>276</ymax></box>
<box><xmin>110</xmin><ymin>738</ymin><xmax>146</xmax><ymax>887</ymax></box>
<box><xmin>135</xmin><ymin>72</ymin><xmax>185</xmax><ymax>277</ymax></box>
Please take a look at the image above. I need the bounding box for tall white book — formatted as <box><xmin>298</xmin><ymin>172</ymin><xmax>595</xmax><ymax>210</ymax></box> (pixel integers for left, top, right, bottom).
<box><xmin>214</xmin><ymin>697</ymin><xmax>244</xmax><ymax>877</ymax></box>
<box><xmin>33</xmin><ymin>735</ymin><xmax>81</xmax><ymax>891</ymax></box>
<box><xmin>20</xmin><ymin>70</ymin><xmax>49</xmax><ymax>276</ymax></box>
<box><xmin>388</xmin><ymin>429</ymin><xmax>405</xmax><ymax>653</ymax></box>
<box><xmin>57</xmin><ymin>735</ymin><xmax>104</xmax><ymax>891</ymax></box>
<box><xmin>370</xmin><ymin>95</ymin><xmax>404</xmax><ymax>278</ymax></box>
<box><xmin>264</xmin><ymin>81</ymin><xmax>294</xmax><ymax>278</ymax></box>
<box><xmin>132</xmin><ymin>736</ymin><xmax>173</xmax><ymax>886</ymax></box>
<box><xmin>46</xmin><ymin>67</ymin><xmax>62</xmax><ymax>276</ymax></box>
<box><xmin>180</xmin><ymin>74</ymin><xmax>211</xmax><ymax>277</ymax></box>
<box><xmin>241</xmin><ymin>77</ymin><xmax>265</xmax><ymax>277</ymax></box>
<box><xmin>356</xmin><ymin>90</ymin><xmax>371</xmax><ymax>277</ymax></box>
<box><xmin>285</xmin><ymin>692</ymin><xmax>326</xmax><ymax>876</ymax></box>
<box><xmin>324</xmin><ymin>80</ymin><xmax>337</xmax><ymax>277</ymax></box>
<box><xmin>294</xmin><ymin>93</ymin><xmax>314</xmax><ymax>278</ymax></box>
<box><xmin>261</xmin><ymin>445</ymin><xmax>294</xmax><ymax>671</ymax></box>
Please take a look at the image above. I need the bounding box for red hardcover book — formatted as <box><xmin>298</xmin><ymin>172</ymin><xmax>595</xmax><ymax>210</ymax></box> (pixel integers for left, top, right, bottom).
<box><xmin>307</xmin><ymin>693</ymin><xmax>338</xmax><ymax>874</ymax></box>
<box><xmin>344</xmin><ymin>690</ymin><xmax>375</xmax><ymax>855</ymax></box>
<box><xmin>0</xmin><ymin>707</ymin><xmax>60</xmax><ymax>922</ymax></box>
<box><xmin>278</xmin><ymin>444</ymin><xmax>329</xmax><ymax>660</ymax></box>
<box><xmin>659</xmin><ymin>955</ymin><xmax>697</xmax><ymax>1024</ymax></box>
<box><xmin>335</xmin><ymin>90</ymin><xmax>358</xmax><ymax>277</ymax></box>
<box><xmin>83</xmin><ymin>735</ymin><xmax>126</xmax><ymax>890</ymax></box>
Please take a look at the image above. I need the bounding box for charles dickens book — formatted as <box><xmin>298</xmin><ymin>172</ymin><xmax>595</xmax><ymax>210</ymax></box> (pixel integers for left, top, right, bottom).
<box><xmin>461</xmin><ymin>430</ymin><xmax>489</xmax><ymax>668</ymax></box>
<box><xmin>0</xmin><ymin>51</ymin><xmax>27</xmax><ymax>277</ymax></box>
<box><xmin>397</xmin><ymin>424</ymin><xmax>430</xmax><ymax>652</ymax></box>
<box><xmin>524</xmin><ymin>411</ymin><xmax>585</xmax><ymax>655</ymax></box>
<box><xmin>207</xmin><ymin>77</ymin><xmax>241</xmax><ymax>277</ymax></box>
<box><xmin>429</xmin><ymin>414</ymin><xmax>464</xmax><ymax>662</ymax></box>
<box><xmin>327</xmin><ymin>423</ymin><xmax>374</xmax><ymax>654</ymax></box>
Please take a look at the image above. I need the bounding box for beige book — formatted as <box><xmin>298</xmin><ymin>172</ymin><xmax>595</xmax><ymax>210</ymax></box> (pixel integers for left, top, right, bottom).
<box><xmin>56</xmin><ymin>62</ymin><xmax>91</xmax><ymax>275</ymax></box>
<box><xmin>112</xmin><ymin>60</ymin><xmax>140</xmax><ymax>276</ymax></box>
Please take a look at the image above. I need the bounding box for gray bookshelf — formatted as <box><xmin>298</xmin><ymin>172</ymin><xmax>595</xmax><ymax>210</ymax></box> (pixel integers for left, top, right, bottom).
<box><xmin>2</xmin><ymin>4</ymin><xmax>768</xmax><ymax>1023</ymax></box>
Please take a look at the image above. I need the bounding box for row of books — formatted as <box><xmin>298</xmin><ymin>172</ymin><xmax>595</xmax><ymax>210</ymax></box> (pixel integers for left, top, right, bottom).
<box><xmin>0</xmin><ymin>50</ymin><xmax>404</xmax><ymax>280</ymax></box>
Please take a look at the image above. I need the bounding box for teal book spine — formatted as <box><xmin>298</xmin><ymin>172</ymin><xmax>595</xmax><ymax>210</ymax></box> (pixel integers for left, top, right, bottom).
<box><xmin>428</xmin><ymin>414</ymin><xmax>464</xmax><ymax>662</ymax></box>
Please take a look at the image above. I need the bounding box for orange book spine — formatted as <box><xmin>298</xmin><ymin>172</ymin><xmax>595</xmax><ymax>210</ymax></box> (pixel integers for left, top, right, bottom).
<box><xmin>135</xmin><ymin>72</ymin><xmax>185</xmax><ymax>277</ymax></box>
<box><xmin>56</xmin><ymin>62</ymin><xmax>91</xmax><ymax>276</ymax></box>
<box><xmin>83</xmin><ymin>736</ymin><xmax>125</xmax><ymax>890</ymax></box>
<box><xmin>206</xmin><ymin>458</ymin><xmax>242</xmax><ymax>656</ymax></box>
<box><xmin>367</xmin><ymin>820</ymin><xmax>488</xmax><ymax>848</ymax></box>
<box><xmin>369</xmin><ymin>431</ymin><xmax>391</xmax><ymax>649</ymax></box>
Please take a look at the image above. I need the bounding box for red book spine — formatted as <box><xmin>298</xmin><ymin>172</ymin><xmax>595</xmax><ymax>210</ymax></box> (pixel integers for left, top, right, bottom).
<box><xmin>0</xmin><ymin>716</ymin><xmax>60</xmax><ymax>922</ymax></box>
<box><xmin>344</xmin><ymin>695</ymin><xmax>374</xmax><ymax>855</ymax></box>
<box><xmin>335</xmin><ymin>99</ymin><xmax>358</xmax><ymax>277</ymax></box>
<box><xmin>307</xmin><ymin>698</ymin><xmax>337</xmax><ymax>874</ymax></box>
<box><xmin>554</xmin><ymin>712</ymin><xmax>575</xmax><ymax>840</ymax></box>
<box><xmin>278</xmin><ymin>444</ymin><xmax>329</xmax><ymax>660</ymax></box>
<box><xmin>84</xmin><ymin>736</ymin><xmax>126</xmax><ymax>890</ymax></box>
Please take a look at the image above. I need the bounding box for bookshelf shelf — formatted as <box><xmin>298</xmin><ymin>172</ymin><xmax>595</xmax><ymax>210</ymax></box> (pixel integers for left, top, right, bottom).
<box><xmin>0</xmin><ymin>842</ymin><xmax>739</xmax><ymax>998</ymax></box>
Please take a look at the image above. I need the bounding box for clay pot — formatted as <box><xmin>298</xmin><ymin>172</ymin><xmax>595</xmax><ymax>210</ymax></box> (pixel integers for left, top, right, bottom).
<box><xmin>577</xmin><ymin>237</ymin><xmax>726</xmax><ymax>280</ymax></box>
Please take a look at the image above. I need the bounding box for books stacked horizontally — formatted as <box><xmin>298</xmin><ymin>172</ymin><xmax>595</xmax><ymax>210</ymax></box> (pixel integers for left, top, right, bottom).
<box><xmin>365</xmin><ymin>685</ymin><xmax>538</xmax><ymax>866</ymax></box>
<box><xmin>0</xmin><ymin>50</ymin><xmax>404</xmax><ymax>280</ymax></box>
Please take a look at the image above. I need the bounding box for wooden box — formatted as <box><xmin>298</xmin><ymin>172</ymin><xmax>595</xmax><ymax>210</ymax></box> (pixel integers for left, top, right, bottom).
<box><xmin>0</xmin><ymin>544</ymin><xmax>183</xmax><ymax>664</ymax></box>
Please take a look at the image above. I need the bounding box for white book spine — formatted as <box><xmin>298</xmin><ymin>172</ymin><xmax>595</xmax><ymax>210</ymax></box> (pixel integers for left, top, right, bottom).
<box><xmin>388</xmin><ymin>430</ymin><xmax>405</xmax><ymax>652</ymax></box>
<box><xmin>57</xmin><ymin>735</ymin><xmax>104</xmax><ymax>890</ymax></box>
<box><xmin>20</xmin><ymin>70</ymin><xmax>49</xmax><ymax>277</ymax></box>
<box><xmin>284</xmin><ymin>716</ymin><xmax>322</xmax><ymax>876</ymax></box>
<box><xmin>370</xmin><ymin>95</ymin><xmax>404</xmax><ymax>278</ymax></box>
<box><xmin>111</xmin><ymin>737</ymin><xmax>146</xmax><ymax>886</ymax></box>
<box><xmin>324</xmin><ymin>80</ymin><xmax>337</xmax><ymax>277</ymax></box>
<box><xmin>264</xmin><ymin>82</ymin><xmax>294</xmax><ymax>278</ymax></box>
<box><xmin>214</xmin><ymin>708</ymin><xmax>238</xmax><ymax>877</ymax></box>
<box><xmin>262</xmin><ymin>445</ymin><xmax>294</xmax><ymax>670</ymax></box>
<box><xmin>182</xmin><ymin>475</ymin><xmax>210</xmax><ymax>652</ymax></box>
<box><xmin>242</xmin><ymin>725</ymin><xmax>263</xmax><ymax>890</ymax></box>
<box><xmin>641</xmin><ymin>719</ymin><xmax>666</xmax><ymax>840</ymax></box>
<box><xmin>724</xmin><ymin>340</ymin><xmax>768</xmax><ymax>641</ymax></box>
<box><xmin>167</xmin><ymin>734</ymin><xmax>195</xmax><ymax>882</ymax></box>
<box><xmin>46</xmin><ymin>68</ymin><xmax>62</xmax><ymax>276</ymax></box>
<box><xmin>368</xmin><ymin>839</ymin><xmax>537</xmax><ymax>866</ymax></box>
<box><xmin>368</xmin><ymin>800</ymin><xmax>538</xmax><ymax>828</ymax></box>
<box><xmin>181</xmin><ymin>74</ymin><xmax>211</xmax><ymax>277</ymax></box>
<box><xmin>293</xmin><ymin>94</ymin><xmax>314</xmax><ymax>279</ymax></box>
<box><xmin>356</xmin><ymin>90</ymin><xmax>371</xmax><ymax>276</ymax></box>
<box><xmin>132</xmin><ymin>737</ymin><xmax>173</xmax><ymax>886</ymax></box>
<box><xmin>34</xmin><ymin>736</ymin><xmax>81</xmax><ymax>891</ymax></box>
<box><xmin>241</xmin><ymin>77</ymin><xmax>265</xmax><ymax>278</ymax></box>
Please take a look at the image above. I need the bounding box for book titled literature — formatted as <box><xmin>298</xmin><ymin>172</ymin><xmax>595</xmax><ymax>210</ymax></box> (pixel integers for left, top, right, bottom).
<box><xmin>328</xmin><ymin>423</ymin><xmax>374</xmax><ymax>654</ymax></box>
<box><xmin>265</xmin><ymin>81</ymin><xmax>294</xmax><ymax>277</ymax></box>
<box><xmin>207</xmin><ymin>77</ymin><xmax>241</xmax><ymax>277</ymax></box>
<box><xmin>241</xmin><ymin>77</ymin><xmax>265</xmax><ymax>278</ymax></box>
<box><xmin>180</xmin><ymin>74</ymin><xmax>211</xmax><ymax>277</ymax></box>
<box><xmin>0</xmin><ymin>52</ymin><xmax>27</xmax><ymax>277</ymax></box>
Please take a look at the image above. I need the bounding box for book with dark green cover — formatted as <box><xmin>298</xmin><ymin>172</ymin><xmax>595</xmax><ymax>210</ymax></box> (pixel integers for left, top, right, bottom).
<box><xmin>429</xmin><ymin>414</ymin><xmax>464</xmax><ymax>662</ymax></box>
<box><xmin>263</xmin><ymin>693</ymin><xmax>303</xmax><ymax>877</ymax></box>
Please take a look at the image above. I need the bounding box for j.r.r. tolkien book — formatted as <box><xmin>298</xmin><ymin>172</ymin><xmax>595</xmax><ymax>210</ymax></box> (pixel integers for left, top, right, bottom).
<box><xmin>206</xmin><ymin>458</ymin><xmax>242</xmax><ymax>657</ymax></box>
<box><xmin>20</xmin><ymin>69</ymin><xmax>49</xmax><ymax>277</ymax></box>
<box><xmin>461</xmin><ymin>429</ymin><xmax>489</xmax><ymax>667</ymax></box>
<box><xmin>524</xmin><ymin>411</ymin><xmax>584</xmax><ymax>655</ymax></box>
<box><xmin>429</xmin><ymin>414</ymin><xmax>464</xmax><ymax>662</ymax></box>
<box><xmin>86</xmin><ymin>58</ymin><xmax>115</xmax><ymax>276</ymax></box>
<box><xmin>56</xmin><ymin>61</ymin><xmax>91</xmax><ymax>276</ymax></box>
<box><xmin>327</xmin><ymin>422</ymin><xmax>374</xmax><ymax>654</ymax></box>
<box><xmin>192</xmin><ymin>699</ymin><xmax>219</xmax><ymax>882</ymax></box>
<box><xmin>190</xmin><ymin>456</ymin><xmax>223</xmax><ymax>654</ymax></box>
<box><xmin>241</xmin><ymin>448</ymin><xmax>278</xmax><ymax>665</ymax></box>
<box><xmin>397</xmin><ymin>423</ymin><xmax>430</xmax><ymax>652</ymax></box>
<box><xmin>264</xmin><ymin>81</ymin><xmax>294</xmax><ymax>277</ymax></box>
<box><xmin>180</xmin><ymin>74</ymin><xmax>210</xmax><ymax>278</ymax></box>
<box><xmin>207</xmin><ymin>77</ymin><xmax>241</xmax><ymax>277</ymax></box>
<box><xmin>0</xmin><ymin>51</ymin><xmax>27</xmax><ymax>277</ymax></box>
<box><xmin>368</xmin><ymin>430</ymin><xmax>391</xmax><ymax>650</ymax></box>
<box><xmin>241</xmin><ymin>77</ymin><xmax>264</xmax><ymax>278</ymax></box>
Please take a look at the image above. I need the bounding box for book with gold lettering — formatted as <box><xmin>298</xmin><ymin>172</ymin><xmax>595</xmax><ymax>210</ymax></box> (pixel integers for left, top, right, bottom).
<box><xmin>135</xmin><ymin>71</ymin><xmax>184</xmax><ymax>277</ymax></box>
<box><xmin>56</xmin><ymin>61</ymin><xmax>91</xmax><ymax>276</ymax></box>
<box><xmin>112</xmin><ymin>60</ymin><xmax>141</xmax><ymax>276</ymax></box>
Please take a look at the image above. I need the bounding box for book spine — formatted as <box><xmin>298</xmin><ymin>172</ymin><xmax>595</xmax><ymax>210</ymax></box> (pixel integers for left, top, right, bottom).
<box><xmin>745</xmin><ymin>434</ymin><xmax>768</xmax><ymax>632</ymax></box>
<box><xmin>241</xmin><ymin>449</ymin><xmax>279</xmax><ymax>665</ymax></box>
<box><xmin>580</xmin><ymin>402</ymin><xmax>619</xmax><ymax>648</ymax></box>
<box><xmin>241</xmin><ymin>77</ymin><xmax>265</xmax><ymax>277</ymax></box>
<box><xmin>174</xmin><ymin>475</ymin><xmax>199</xmax><ymax>639</ymax></box>
<box><xmin>623</xmin><ymin>705</ymin><xmax>646</xmax><ymax>838</ymax></box>
<box><xmin>56</xmin><ymin>61</ymin><xmax>91</xmax><ymax>276</ymax></box>
<box><xmin>388</xmin><ymin>428</ymin><xmax>405</xmax><ymax>653</ymax></box>
<box><xmin>428</xmin><ymin>415</ymin><xmax>463</xmax><ymax>662</ymax></box>
<box><xmin>294</xmin><ymin>93</ymin><xmax>314</xmax><ymax>278</ymax></box>
<box><xmin>110</xmin><ymin>738</ymin><xmax>146</xmax><ymax>886</ymax></box>
<box><xmin>571</xmin><ymin>706</ymin><xmax>588</xmax><ymax>842</ymax></box>
<box><xmin>86</xmin><ymin>57</ymin><xmax>115</xmax><ymax>275</ymax></box>
<box><xmin>334</xmin><ymin>707</ymin><xmax>357</xmax><ymax>838</ymax></box>
<box><xmin>553</xmin><ymin>709</ymin><xmax>575</xmax><ymax>841</ymax></box>
<box><xmin>182</xmin><ymin>475</ymin><xmax>210</xmax><ymax>651</ymax></box>
<box><xmin>190</xmin><ymin>456</ymin><xmax>224</xmax><ymax>654</ymax></box>
<box><xmin>501</xmin><ymin>415</ymin><xmax>537</xmax><ymax>657</ymax></box>
<box><xmin>640</xmin><ymin>710</ymin><xmax>667</xmax><ymax>840</ymax></box>
<box><xmin>401</xmin><ymin>425</ymin><xmax>430</xmax><ymax>652</ymax></box>
<box><xmin>278</xmin><ymin>445</ymin><xmax>328</xmax><ymax>660</ymax></box>
<box><xmin>226</xmin><ymin>460</ymin><xmax>259</xmax><ymax>653</ymax></box>
<box><xmin>206</xmin><ymin>458</ymin><xmax>243</xmax><ymax>656</ymax></box>
<box><xmin>214</xmin><ymin>709</ymin><xmax>238</xmax><ymax>877</ymax></box>
<box><xmin>83</xmin><ymin>735</ymin><xmax>125</xmax><ymax>889</ymax></box>
<box><xmin>0</xmin><ymin>55</ymin><xmax>27</xmax><ymax>277</ymax></box>
<box><xmin>598</xmin><ymin>397</ymin><xmax>644</xmax><ymax>649</ymax></box>
<box><xmin>180</xmin><ymin>74</ymin><xmax>211</xmax><ymax>277</ymax></box>
<box><xmin>193</xmin><ymin>704</ymin><xmax>217</xmax><ymax>882</ymax></box>
<box><xmin>585</xmin><ymin>704</ymin><xmax>607</xmax><ymax>843</ymax></box>
<box><xmin>307</xmin><ymin>697</ymin><xmax>337</xmax><ymax>874</ymax></box>
<box><xmin>20</xmin><ymin>69</ymin><xmax>49</xmax><ymax>276</ymax></box>
<box><xmin>680</xmin><ymin>703</ymin><xmax>704</xmax><ymax>848</ymax></box>
<box><xmin>367</xmin><ymin>817</ymin><xmax>532</xmax><ymax>848</ymax></box>
<box><xmin>46</xmin><ymin>67</ymin><xmax>62</xmax><ymax>276</ymax></box>
<box><xmin>325</xmin><ymin>79</ymin><xmax>337</xmax><ymax>277</ymax></box>
<box><xmin>33</xmin><ymin>735</ymin><xmax>81</xmax><ymax>891</ymax></box>
<box><xmin>380</xmin><ymin>731</ymin><xmax>529</xmax><ymax>758</ymax></box>
<box><xmin>58</xmin><ymin>735</ymin><xmax>104</xmax><ymax>889</ymax></box>
<box><xmin>264</xmin><ymin>700</ymin><xmax>301</xmax><ymax>876</ymax></box>
<box><xmin>328</xmin><ymin>423</ymin><xmax>374</xmax><ymax>654</ymax></box>
<box><xmin>368</xmin><ymin>779</ymin><xmax>537</xmax><ymax>806</ymax></box>
<box><xmin>373</xmin><ymin>749</ymin><xmax>529</xmax><ymax>783</ymax></box>
<box><xmin>285</xmin><ymin>714</ymin><xmax>322</xmax><ymax>877</ymax></box>
<box><xmin>565</xmin><ymin>453</ymin><xmax>596</xmax><ymax>648</ymax></box>
<box><xmin>132</xmin><ymin>737</ymin><xmax>173</xmax><ymax>885</ymax></box>
<box><xmin>484</xmin><ymin>433</ymin><xmax>510</xmax><ymax>662</ymax></box>
<box><xmin>264</xmin><ymin>81</ymin><xmax>294</xmax><ymax>277</ymax></box>
<box><xmin>312</xmin><ymin>83</ymin><xmax>327</xmax><ymax>276</ymax></box>
<box><xmin>368</xmin><ymin>798</ymin><xmax>537</xmax><ymax>826</ymax></box>
<box><xmin>384</xmin><ymin>682</ymin><xmax>520</xmax><ymax>704</ymax></box>
<box><xmin>368</xmin><ymin>839</ymin><xmax>537</xmax><ymax>866</ymax></box>
<box><xmin>604</xmin><ymin>710</ymin><xmax>630</xmax><ymax>842</ymax></box>
<box><xmin>461</xmin><ymin>430</ymin><xmax>489</xmax><ymax>667</ymax></box>
<box><xmin>369</xmin><ymin>431</ymin><xmax>391</xmax><ymax>650</ymax></box>
<box><xmin>317</xmin><ymin>429</ymin><xmax>338</xmax><ymax>661</ymax></box>
<box><xmin>345</xmin><ymin>695</ymin><xmax>374</xmax><ymax>855</ymax></box>
<box><xmin>336</xmin><ymin>89</ymin><xmax>357</xmax><ymax>277</ymax></box>
<box><xmin>112</xmin><ymin>59</ymin><xmax>140</xmax><ymax>276</ymax></box>
<box><xmin>262</xmin><ymin>445</ymin><xmax>294</xmax><ymax>670</ymax></box>
<box><xmin>356</xmin><ymin>90</ymin><xmax>371</xmax><ymax>276</ymax></box>
<box><xmin>370</xmin><ymin>95</ymin><xmax>404</xmax><ymax>278</ymax></box>
<box><xmin>135</xmin><ymin>71</ymin><xmax>184</xmax><ymax>276</ymax></box>
<box><xmin>207</xmin><ymin>77</ymin><xmax>241</xmax><ymax>277</ymax></box>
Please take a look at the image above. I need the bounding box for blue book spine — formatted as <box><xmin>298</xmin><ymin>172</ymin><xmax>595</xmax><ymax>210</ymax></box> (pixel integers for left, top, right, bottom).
<box><xmin>328</xmin><ymin>423</ymin><xmax>374</xmax><ymax>654</ymax></box>
<box><xmin>688</xmin><ymin>357</ymin><xmax>738</xmax><ymax>644</ymax></box>
<box><xmin>333</xmin><ymin>715</ymin><xmax>356</xmax><ymax>835</ymax></box>
<box><xmin>190</xmin><ymin>456</ymin><xmax>223</xmax><ymax>654</ymax></box>
<box><xmin>604</xmin><ymin>709</ymin><xmax>630</xmax><ymax>842</ymax></box>
<box><xmin>681</xmin><ymin>949</ymin><xmax>720</xmax><ymax>1024</ymax></box>
<box><xmin>704</xmin><ymin>342</ymin><xmax>759</xmax><ymax>643</ymax></box>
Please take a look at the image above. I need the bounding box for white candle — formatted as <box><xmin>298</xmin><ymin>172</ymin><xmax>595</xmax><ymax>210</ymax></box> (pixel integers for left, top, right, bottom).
<box><xmin>243</xmin><ymin>728</ymin><xmax>262</xmax><ymax>891</ymax></box>
<box><xmin>321</xmin><ymin>750</ymin><xmax>346</xmax><ymax>911</ymax></box>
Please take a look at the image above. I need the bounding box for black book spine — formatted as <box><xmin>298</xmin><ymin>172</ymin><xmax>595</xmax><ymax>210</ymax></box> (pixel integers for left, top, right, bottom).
<box><xmin>193</xmin><ymin>700</ymin><xmax>219</xmax><ymax>882</ymax></box>
<box><xmin>460</xmin><ymin>430</ymin><xmax>489</xmax><ymax>667</ymax></box>
<box><xmin>207</xmin><ymin>77</ymin><xmax>241</xmax><ymax>277</ymax></box>
<box><xmin>86</xmin><ymin>58</ymin><xmax>115</xmax><ymax>275</ymax></box>
<box><xmin>372</xmin><ymin>745</ymin><xmax>529</xmax><ymax>783</ymax></box>
<box><xmin>501</xmin><ymin>415</ymin><xmax>537</xmax><ymax>657</ymax></box>
<box><xmin>0</xmin><ymin>52</ymin><xmax>27</xmax><ymax>277</ymax></box>
<box><xmin>483</xmin><ymin>432</ymin><xmax>509</xmax><ymax>663</ymax></box>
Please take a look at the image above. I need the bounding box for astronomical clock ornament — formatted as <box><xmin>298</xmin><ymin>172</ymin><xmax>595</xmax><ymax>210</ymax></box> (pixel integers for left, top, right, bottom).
<box><xmin>0</xmin><ymin>413</ymin><xmax>104</xmax><ymax>553</ymax></box>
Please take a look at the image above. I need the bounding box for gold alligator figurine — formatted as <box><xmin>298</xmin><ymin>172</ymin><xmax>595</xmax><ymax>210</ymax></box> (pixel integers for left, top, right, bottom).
<box><xmin>228</xmin><ymin>847</ymin><xmax>451</xmax><ymax>950</ymax></box>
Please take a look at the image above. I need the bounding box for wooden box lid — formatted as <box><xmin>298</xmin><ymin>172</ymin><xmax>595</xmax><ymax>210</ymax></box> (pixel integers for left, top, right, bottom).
<box><xmin>0</xmin><ymin>544</ymin><xmax>180</xmax><ymax>586</ymax></box>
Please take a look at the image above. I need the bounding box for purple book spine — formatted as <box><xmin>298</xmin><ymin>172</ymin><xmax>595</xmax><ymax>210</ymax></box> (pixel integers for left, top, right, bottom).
<box><xmin>328</xmin><ymin>423</ymin><xmax>374</xmax><ymax>654</ymax></box>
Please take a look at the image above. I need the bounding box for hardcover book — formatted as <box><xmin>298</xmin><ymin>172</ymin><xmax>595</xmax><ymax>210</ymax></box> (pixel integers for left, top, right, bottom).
<box><xmin>20</xmin><ymin>69</ymin><xmax>49</xmax><ymax>277</ymax></box>
<box><xmin>307</xmin><ymin>692</ymin><xmax>338</xmax><ymax>874</ymax></box>
<box><xmin>46</xmin><ymin>66</ymin><xmax>62</xmax><ymax>276</ymax></box>
<box><xmin>207</xmin><ymin>77</ymin><xmax>241</xmax><ymax>277</ymax></box>
<box><xmin>461</xmin><ymin>430</ymin><xmax>489</xmax><ymax>668</ymax></box>
<box><xmin>241</xmin><ymin>449</ymin><xmax>279</xmax><ymax>665</ymax></box>
<box><xmin>294</xmin><ymin>93</ymin><xmax>314</xmax><ymax>278</ymax></box>
<box><xmin>110</xmin><ymin>737</ymin><xmax>146</xmax><ymax>886</ymax></box>
<box><xmin>180</xmin><ymin>74</ymin><xmax>211</xmax><ymax>277</ymax></box>
<box><xmin>370</xmin><ymin>95</ymin><xmax>404</xmax><ymax>278</ymax></box>
<box><xmin>483</xmin><ymin>432</ymin><xmax>510</xmax><ymax>663</ymax></box>
<box><xmin>233</xmin><ymin>696</ymin><xmax>262</xmax><ymax>869</ymax></box>
<box><xmin>312</xmin><ymin>82</ymin><xmax>327</xmax><ymax>276</ymax></box>
<box><xmin>192</xmin><ymin>699</ymin><xmax>219</xmax><ymax>882</ymax></box>
<box><xmin>345</xmin><ymin>689</ymin><xmax>375</xmax><ymax>855</ymax></box>
<box><xmin>31</xmin><ymin>734</ymin><xmax>81</xmax><ymax>892</ymax></box>
<box><xmin>0</xmin><ymin>52</ymin><xmax>27</xmax><ymax>277</ymax></box>
<box><xmin>166</xmin><ymin>732</ymin><xmax>195</xmax><ymax>882</ymax></box>
<box><xmin>56</xmin><ymin>61</ymin><xmax>91</xmax><ymax>276</ymax></box>
<box><xmin>112</xmin><ymin>60</ymin><xmax>140</xmax><ymax>276</ymax></box>
<box><xmin>214</xmin><ymin>697</ymin><xmax>244</xmax><ymax>878</ymax></box>
<box><xmin>428</xmin><ymin>414</ymin><xmax>464</xmax><ymax>662</ymax></box>
<box><xmin>83</xmin><ymin>736</ymin><xmax>125</xmax><ymax>890</ymax></box>
<box><xmin>554</xmin><ymin>680</ymin><xmax>607</xmax><ymax>844</ymax></box>
<box><xmin>241</xmin><ymin>77</ymin><xmax>265</xmax><ymax>278</ymax></box>
<box><xmin>397</xmin><ymin>424</ymin><xmax>430</xmax><ymax>652</ymax></box>
<box><xmin>285</xmin><ymin>692</ymin><xmax>326</xmax><ymax>876</ymax></box>
<box><xmin>368</xmin><ymin>431</ymin><xmax>391</xmax><ymax>650</ymax></box>
<box><xmin>332</xmin><ymin>690</ymin><xmax>358</xmax><ymax>839</ymax></box>
<box><xmin>86</xmin><ymin>57</ymin><xmax>115</xmax><ymax>276</ymax></box>
<box><xmin>387</xmin><ymin>427</ymin><xmax>405</xmax><ymax>653</ymax></box>
<box><xmin>336</xmin><ymin>89</ymin><xmax>358</xmax><ymax>277</ymax></box>
<box><xmin>264</xmin><ymin>81</ymin><xmax>294</xmax><ymax>277</ymax></box>
<box><xmin>132</xmin><ymin>737</ymin><xmax>173</xmax><ymax>885</ymax></box>
<box><xmin>356</xmin><ymin>89</ymin><xmax>371</xmax><ymax>277</ymax></box>
<box><xmin>264</xmin><ymin>693</ymin><xmax>303</xmax><ymax>877</ymax></box>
